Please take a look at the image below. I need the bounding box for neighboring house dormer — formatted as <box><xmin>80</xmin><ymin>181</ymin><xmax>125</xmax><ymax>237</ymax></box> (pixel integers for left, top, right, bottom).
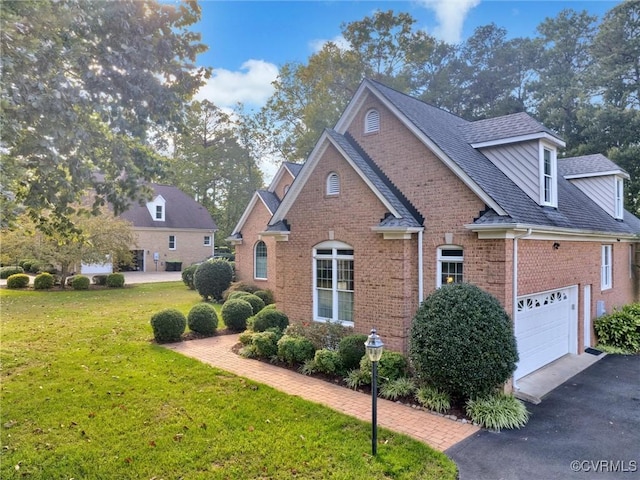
<box><xmin>559</xmin><ymin>154</ymin><xmax>630</xmax><ymax>220</ymax></box>
<box><xmin>462</xmin><ymin>112</ymin><xmax>566</xmax><ymax>209</ymax></box>
<box><xmin>147</xmin><ymin>195</ymin><xmax>166</xmax><ymax>222</ymax></box>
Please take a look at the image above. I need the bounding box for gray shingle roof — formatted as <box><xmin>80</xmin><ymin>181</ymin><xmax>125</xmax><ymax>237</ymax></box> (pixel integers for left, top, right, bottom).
<box><xmin>559</xmin><ymin>154</ymin><xmax>629</xmax><ymax>177</ymax></box>
<box><xmin>284</xmin><ymin>162</ymin><xmax>304</xmax><ymax>177</ymax></box>
<box><xmin>462</xmin><ymin>112</ymin><xmax>562</xmax><ymax>145</ymax></box>
<box><xmin>257</xmin><ymin>190</ymin><xmax>281</xmax><ymax>214</ymax></box>
<box><xmin>326</xmin><ymin>129</ymin><xmax>422</xmax><ymax>228</ymax></box>
<box><xmin>120</xmin><ymin>184</ymin><xmax>217</xmax><ymax>230</ymax></box>
<box><xmin>367</xmin><ymin>79</ymin><xmax>640</xmax><ymax>236</ymax></box>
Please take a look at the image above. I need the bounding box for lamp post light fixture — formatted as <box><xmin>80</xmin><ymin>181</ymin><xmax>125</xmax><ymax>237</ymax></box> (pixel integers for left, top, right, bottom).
<box><xmin>365</xmin><ymin>328</ymin><xmax>384</xmax><ymax>456</ymax></box>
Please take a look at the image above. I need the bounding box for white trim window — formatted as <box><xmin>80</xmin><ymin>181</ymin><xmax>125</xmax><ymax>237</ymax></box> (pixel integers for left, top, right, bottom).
<box><xmin>203</xmin><ymin>235</ymin><xmax>211</xmax><ymax>247</ymax></box>
<box><xmin>364</xmin><ymin>109</ymin><xmax>380</xmax><ymax>134</ymax></box>
<box><xmin>313</xmin><ymin>241</ymin><xmax>354</xmax><ymax>325</ymax></box>
<box><xmin>326</xmin><ymin>172</ymin><xmax>340</xmax><ymax>196</ymax></box>
<box><xmin>155</xmin><ymin>205</ymin><xmax>163</xmax><ymax>220</ymax></box>
<box><xmin>254</xmin><ymin>241</ymin><xmax>267</xmax><ymax>279</ymax></box>
<box><xmin>169</xmin><ymin>235</ymin><xmax>176</xmax><ymax>250</ymax></box>
<box><xmin>539</xmin><ymin>145</ymin><xmax>557</xmax><ymax>207</ymax></box>
<box><xmin>614</xmin><ymin>177</ymin><xmax>624</xmax><ymax>219</ymax></box>
<box><xmin>437</xmin><ymin>246</ymin><xmax>464</xmax><ymax>287</ymax></box>
<box><xmin>601</xmin><ymin>245</ymin><xmax>612</xmax><ymax>290</ymax></box>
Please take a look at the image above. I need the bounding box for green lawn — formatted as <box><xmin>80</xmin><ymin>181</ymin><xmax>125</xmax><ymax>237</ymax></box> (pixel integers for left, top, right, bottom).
<box><xmin>0</xmin><ymin>283</ymin><xmax>457</xmax><ymax>479</ymax></box>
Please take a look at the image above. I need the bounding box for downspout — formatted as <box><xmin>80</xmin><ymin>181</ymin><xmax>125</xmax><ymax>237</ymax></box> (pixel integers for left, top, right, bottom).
<box><xmin>418</xmin><ymin>229</ymin><xmax>424</xmax><ymax>304</ymax></box>
<box><xmin>512</xmin><ymin>228</ymin><xmax>532</xmax><ymax>390</ymax></box>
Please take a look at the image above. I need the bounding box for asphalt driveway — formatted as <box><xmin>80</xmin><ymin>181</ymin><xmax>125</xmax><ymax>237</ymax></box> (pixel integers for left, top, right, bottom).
<box><xmin>447</xmin><ymin>355</ymin><xmax>640</xmax><ymax>479</ymax></box>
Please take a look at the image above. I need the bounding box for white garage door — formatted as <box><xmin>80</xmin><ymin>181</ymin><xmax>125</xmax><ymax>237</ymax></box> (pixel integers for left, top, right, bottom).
<box><xmin>515</xmin><ymin>286</ymin><xmax>577</xmax><ymax>380</ymax></box>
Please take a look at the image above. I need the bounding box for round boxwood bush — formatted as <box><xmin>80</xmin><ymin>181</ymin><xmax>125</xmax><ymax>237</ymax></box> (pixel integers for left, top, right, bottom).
<box><xmin>251</xmin><ymin>308</ymin><xmax>289</xmax><ymax>333</ymax></box>
<box><xmin>313</xmin><ymin>348</ymin><xmax>343</xmax><ymax>375</ymax></box>
<box><xmin>194</xmin><ymin>259</ymin><xmax>233</xmax><ymax>301</ymax></box>
<box><xmin>1</xmin><ymin>266</ymin><xmax>24</xmax><ymax>279</ymax></box>
<box><xmin>106</xmin><ymin>273</ymin><xmax>125</xmax><ymax>288</ymax></box>
<box><xmin>70</xmin><ymin>275</ymin><xmax>90</xmax><ymax>290</ymax></box>
<box><xmin>251</xmin><ymin>331</ymin><xmax>279</xmax><ymax>358</ymax></box>
<box><xmin>150</xmin><ymin>308</ymin><xmax>187</xmax><ymax>343</ymax></box>
<box><xmin>34</xmin><ymin>272</ymin><xmax>55</xmax><ymax>290</ymax></box>
<box><xmin>338</xmin><ymin>334</ymin><xmax>368</xmax><ymax>371</ymax></box>
<box><xmin>410</xmin><ymin>283</ymin><xmax>518</xmax><ymax>400</ymax></box>
<box><xmin>187</xmin><ymin>303</ymin><xmax>218</xmax><ymax>336</ymax></box>
<box><xmin>223</xmin><ymin>281</ymin><xmax>260</xmax><ymax>301</ymax></box>
<box><xmin>237</xmin><ymin>293</ymin><xmax>265</xmax><ymax>315</ymax></box>
<box><xmin>277</xmin><ymin>335</ymin><xmax>316</xmax><ymax>366</ymax></box>
<box><xmin>254</xmin><ymin>289</ymin><xmax>275</xmax><ymax>305</ymax></box>
<box><xmin>221</xmin><ymin>298</ymin><xmax>253</xmax><ymax>332</ymax></box>
<box><xmin>181</xmin><ymin>264</ymin><xmax>198</xmax><ymax>290</ymax></box>
<box><xmin>6</xmin><ymin>273</ymin><xmax>30</xmax><ymax>289</ymax></box>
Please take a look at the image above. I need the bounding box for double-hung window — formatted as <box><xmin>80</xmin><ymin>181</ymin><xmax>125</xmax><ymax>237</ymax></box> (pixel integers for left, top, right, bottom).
<box><xmin>169</xmin><ymin>235</ymin><xmax>176</xmax><ymax>250</ymax></box>
<box><xmin>313</xmin><ymin>242</ymin><xmax>354</xmax><ymax>325</ymax></box>
<box><xmin>601</xmin><ymin>245</ymin><xmax>612</xmax><ymax>290</ymax></box>
<box><xmin>615</xmin><ymin>178</ymin><xmax>624</xmax><ymax>219</ymax></box>
<box><xmin>540</xmin><ymin>145</ymin><xmax>557</xmax><ymax>207</ymax></box>
<box><xmin>437</xmin><ymin>247</ymin><xmax>464</xmax><ymax>287</ymax></box>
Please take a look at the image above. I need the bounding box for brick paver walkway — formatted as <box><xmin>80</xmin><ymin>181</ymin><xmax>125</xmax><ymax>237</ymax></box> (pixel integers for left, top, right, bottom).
<box><xmin>166</xmin><ymin>334</ymin><xmax>479</xmax><ymax>451</ymax></box>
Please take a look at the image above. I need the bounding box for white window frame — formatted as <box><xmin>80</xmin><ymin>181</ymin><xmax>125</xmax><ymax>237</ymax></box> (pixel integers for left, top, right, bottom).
<box><xmin>169</xmin><ymin>235</ymin><xmax>176</xmax><ymax>250</ymax></box>
<box><xmin>601</xmin><ymin>245</ymin><xmax>612</xmax><ymax>290</ymax></box>
<box><xmin>155</xmin><ymin>205</ymin><xmax>163</xmax><ymax>220</ymax></box>
<box><xmin>254</xmin><ymin>241</ymin><xmax>267</xmax><ymax>280</ymax></box>
<box><xmin>364</xmin><ymin>109</ymin><xmax>380</xmax><ymax>134</ymax></box>
<box><xmin>326</xmin><ymin>172</ymin><xmax>340</xmax><ymax>196</ymax></box>
<box><xmin>614</xmin><ymin>177</ymin><xmax>624</xmax><ymax>219</ymax></box>
<box><xmin>437</xmin><ymin>246</ymin><xmax>464</xmax><ymax>288</ymax></box>
<box><xmin>313</xmin><ymin>241</ymin><xmax>354</xmax><ymax>326</ymax></box>
<box><xmin>203</xmin><ymin>235</ymin><xmax>211</xmax><ymax>247</ymax></box>
<box><xmin>539</xmin><ymin>143</ymin><xmax>557</xmax><ymax>207</ymax></box>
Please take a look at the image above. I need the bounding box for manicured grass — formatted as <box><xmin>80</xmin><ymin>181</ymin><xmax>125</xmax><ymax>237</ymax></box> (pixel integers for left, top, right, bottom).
<box><xmin>0</xmin><ymin>283</ymin><xmax>456</xmax><ymax>479</ymax></box>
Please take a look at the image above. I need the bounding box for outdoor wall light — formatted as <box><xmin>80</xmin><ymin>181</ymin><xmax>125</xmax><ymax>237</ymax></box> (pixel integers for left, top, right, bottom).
<box><xmin>365</xmin><ymin>329</ymin><xmax>384</xmax><ymax>456</ymax></box>
<box><xmin>553</xmin><ymin>242</ymin><xmax>560</xmax><ymax>250</ymax></box>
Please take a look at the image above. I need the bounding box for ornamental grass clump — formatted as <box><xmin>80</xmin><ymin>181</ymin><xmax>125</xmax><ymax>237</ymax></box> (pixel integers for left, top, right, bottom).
<box><xmin>415</xmin><ymin>385</ymin><xmax>451</xmax><ymax>414</ymax></box>
<box><xmin>150</xmin><ymin>308</ymin><xmax>186</xmax><ymax>343</ymax></box>
<box><xmin>380</xmin><ymin>377</ymin><xmax>416</xmax><ymax>401</ymax></box>
<box><xmin>410</xmin><ymin>283</ymin><xmax>518</xmax><ymax>401</ymax></box>
<box><xmin>466</xmin><ymin>393</ymin><xmax>529</xmax><ymax>431</ymax></box>
<box><xmin>187</xmin><ymin>303</ymin><xmax>218</xmax><ymax>336</ymax></box>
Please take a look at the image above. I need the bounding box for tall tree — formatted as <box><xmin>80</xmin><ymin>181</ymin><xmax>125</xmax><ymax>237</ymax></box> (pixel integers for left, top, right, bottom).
<box><xmin>0</xmin><ymin>0</ymin><xmax>208</xmax><ymax>233</ymax></box>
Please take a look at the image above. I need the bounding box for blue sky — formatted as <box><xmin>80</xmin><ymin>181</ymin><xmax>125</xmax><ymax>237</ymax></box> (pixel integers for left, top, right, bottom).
<box><xmin>191</xmin><ymin>0</ymin><xmax>620</xmax><ymax>110</ymax></box>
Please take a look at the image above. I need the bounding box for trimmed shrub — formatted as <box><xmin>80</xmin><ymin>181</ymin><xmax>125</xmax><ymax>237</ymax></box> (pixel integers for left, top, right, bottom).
<box><xmin>594</xmin><ymin>303</ymin><xmax>640</xmax><ymax>353</ymax></box>
<box><xmin>410</xmin><ymin>283</ymin><xmax>518</xmax><ymax>401</ymax></box>
<box><xmin>252</xmin><ymin>308</ymin><xmax>289</xmax><ymax>333</ymax></box>
<box><xmin>1</xmin><ymin>266</ymin><xmax>24</xmax><ymax>279</ymax></box>
<box><xmin>238</xmin><ymin>293</ymin><xmax>265</xmax><ymax>315</ymax></box>
<box><xmin>106</xmin><ymin>273</ymin><xmax>125</xmax><ymax>288</ymax></box>
<box><xmin>338</xmin><ymin>334</ymin><xmax>368</xmax><ymax>371</ymax></box>
<box><xmin>223</xmin><ymin>281</ymin><xmax>260</xmax><ymax>301</ymax></box>
<box><xmin>239</xmin><ymin>331</ymin><xmax>255</xmax><ymax>346</ymax></box>
<box><xmin>283</xmin><ymin>321</ymin><xmax>353</xmax><ymax>350</ymax></box>
<box><xmin>33</xmin><ymin>272</ymin><xmax>55</xmax><ymax>290</ymax></box>
<box><xmin>254</xmin><ymin>289</ymin><xmax>275</xmax><ymax>305</ymax></box>
<box><xmin>194</xmin><ymin>259</ymin><xmax>233</xmax><ymax>301</ymax></box>
<box><xmin>359</xmin><ymin>350</ymin><xmax>408</xmax><ymax>384</ymax></box>
<box><xmin>181</xmin><ymin>264</ymin><xmax>198</xmax><ymax>290</ymax></box>
<box><xmin>29</xmin><ymin>262</ymin><xmax>43</xmax><ymax>274</ymax></box>
<box><xmin>221</xmin><ymin>298</ymin><xmax>253</xmax><ymax>332</ymax></box>
<box><xmin>277</xmin><ymin>335</ymin><xmax>316</xmax><ymax>366</ymax></box>
<box><xmin>415</xmin><ymin>385</ymin><xmax>451</xmax><ymax>414</ymax></box>
<box><xmin>6</xmin><ymin>273</ymin><xmax>30</xmax><ymax>289</ymax></box>
<box><xmin>150</xmin><ymin>308</ymin><xmax>187</xmax><ymax>343</ymax></box>
<box><xmin>187</xmin><ymin>303</ymin><xmax>218</xmax><ymax>336</ymax></box>
<box><xmin>92</xmin><ymin>275</ymin><xmax>108</xmax><ymax>285</ymax></box>
<box><xmin>466</xmin><ymin>393</ymin><xmax>529</xmax><ymax>431</ymax></box>
<box><xmin>70</xmin><ymin>275</ymin><xmax>90</xmax><ymax>290</ymax></box>
<box><xmin>313</xmin><ymin>349</ymin><xmax>343</xmax><ymax>375</ymax></box>
<box><xmin>251</xmin><ymin>331</ymin><xmax>279</xmax><ymax>358</ymax></box>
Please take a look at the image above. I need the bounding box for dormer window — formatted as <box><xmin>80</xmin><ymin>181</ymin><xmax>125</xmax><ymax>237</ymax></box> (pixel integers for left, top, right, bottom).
<box><xmin>539</xmin><ymin>145</ymin><xmax>557</xmax><ymax>207</ymax></box>
<box><xmin>146</xmin><ymin>195</ymin><xmax>166</xmax><ymax>222</ymax></box>
<box><xmin>326</xmin><ymin>172</ymin><xmax>340</xmax><ymax>196</ymax></box>
<box><xmin>364</xmin><ymin>109</ymin><xmax>380</xmax><ymax>134</ymax></box>
<box><xmin>155</xmin><ymin>205</ymin><xmax>163</xmax><ymax>220</ymax></box>
<box><xmin>614</xmin><ymin>177</ymin><xmax>624</xmax><ymax>219</ymax></box>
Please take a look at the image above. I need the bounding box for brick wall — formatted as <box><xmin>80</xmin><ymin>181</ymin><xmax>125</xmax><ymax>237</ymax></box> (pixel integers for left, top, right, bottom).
<box><xmin>132</xmin><ymin>228</ymin><xmax>213</xmax><ymax>271</ymax></box>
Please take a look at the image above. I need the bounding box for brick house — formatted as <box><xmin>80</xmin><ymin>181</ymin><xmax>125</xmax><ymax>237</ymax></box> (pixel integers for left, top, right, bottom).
<box><xmin>229</xmin><ymin>79</ymin><xmax>640</xmax><ymax>383</ymax></box>
<box><xmin>119</xmin><ymin>183</ymin><xmax>217</xmax><ymax>272</ymax></box>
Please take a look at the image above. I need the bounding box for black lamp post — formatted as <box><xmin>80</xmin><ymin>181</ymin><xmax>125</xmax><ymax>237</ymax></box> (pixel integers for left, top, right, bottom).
<box><xmin>365</xmin><ymin>328</ymin><xmax>384</xmax><ymax>456</ymax></box>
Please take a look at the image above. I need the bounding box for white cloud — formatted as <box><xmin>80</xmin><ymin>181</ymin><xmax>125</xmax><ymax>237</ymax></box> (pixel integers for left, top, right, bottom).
<box><xmin>195</xmin><ymin>59</ymin><xmax>279</xmax><ymax>109</ymax></box>
<box><xmin>309</xmin><ymin>34</ymin><xmax>351</xmax><ymax>54</ymax></box>
<box><xmin>417</xmin><ymin>0</ymin><xmax>481</xmax><ymax>44</ymax></box>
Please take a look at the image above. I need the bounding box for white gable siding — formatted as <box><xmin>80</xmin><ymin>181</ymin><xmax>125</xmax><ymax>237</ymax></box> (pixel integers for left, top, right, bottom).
<box><xmin>568</xmin><ymin>176</ymin><xmax>616</xmax><ymax>217</ymax></box>
<box><xmin>480</xmin><ymin>141</ymin><xmax>539</xmax><ymax>203</ymax></box>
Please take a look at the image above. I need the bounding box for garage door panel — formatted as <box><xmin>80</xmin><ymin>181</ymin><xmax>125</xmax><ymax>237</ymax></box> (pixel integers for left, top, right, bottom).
<box><xmin>515</xmin><ymin>287</ymin><xmax>575</xmax><ymax>380</ymax></box>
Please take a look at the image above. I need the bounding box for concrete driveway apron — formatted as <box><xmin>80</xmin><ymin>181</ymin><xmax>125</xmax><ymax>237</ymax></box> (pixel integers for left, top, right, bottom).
<box><xmin>446</xmin><ymin>355</ymin><xmax>640</xmax><ymax>480</ymax></box>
